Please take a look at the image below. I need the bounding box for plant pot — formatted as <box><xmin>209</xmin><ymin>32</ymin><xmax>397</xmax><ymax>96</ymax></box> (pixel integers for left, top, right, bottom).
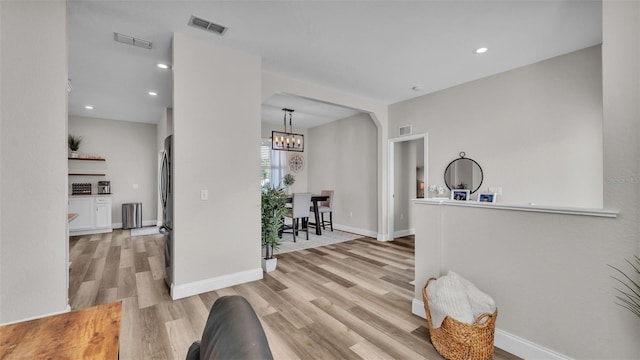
<box><xmin>70</xmin><ymin>150</ymin><xmax>79</xmax><ymax>158</ymax></box>
<box><xmin>262</xmin><ymin>257</ymin><xmax>277</xmax><ymax>272</ymax></box>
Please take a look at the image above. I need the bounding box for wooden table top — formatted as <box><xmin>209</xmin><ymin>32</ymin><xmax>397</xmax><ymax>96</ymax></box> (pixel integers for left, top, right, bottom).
<box><xmin>0</xmin><ymin>301</ymin><xmax>122</xmax><ymax>359</ymax></box>
<box><xmin>68</xmin><ymin>213</ymin><xmax>79</xmax><ymax>222</ymax></box>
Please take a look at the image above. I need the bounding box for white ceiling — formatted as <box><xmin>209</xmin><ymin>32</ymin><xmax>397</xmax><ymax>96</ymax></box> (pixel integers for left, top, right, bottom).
<box><xmin>68</xmin><ymin>1</ymin><xmax>602</xmax><ymax>128</ymax></box>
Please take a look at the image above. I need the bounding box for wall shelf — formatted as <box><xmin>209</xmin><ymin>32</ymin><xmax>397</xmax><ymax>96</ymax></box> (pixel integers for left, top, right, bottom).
<box><xmin>415</xmin><ymin>198</ymin><xmax>619</xmax><ymax>218</ymax></box>
<box><xmin>68</xmin><ymin>158</ymin><xmax>105</xmax><ymax>161</ymax></box>
<box><xmin>69</xmin><ymin>157</ymin><xmax>106</xmax><ymax>176</ymax></box>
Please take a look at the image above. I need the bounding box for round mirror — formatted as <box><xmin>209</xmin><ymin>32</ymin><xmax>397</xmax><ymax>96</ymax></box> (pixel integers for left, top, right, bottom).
<box><xmin>444</xmin><ymin>152</ymin><xmax>483</xmax><ymax>194</ymax></box>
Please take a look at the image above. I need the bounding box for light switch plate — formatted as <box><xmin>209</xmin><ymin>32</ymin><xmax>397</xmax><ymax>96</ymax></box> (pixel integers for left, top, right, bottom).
<box><xmin>200</xmin><ymin>189</ymin><xmax>208</xmax><ymax>201</ymax></box>
<box><xmin>489</xmin><ymin>186</ymin><xmax>503</xmax><ymax>196</ymax></box>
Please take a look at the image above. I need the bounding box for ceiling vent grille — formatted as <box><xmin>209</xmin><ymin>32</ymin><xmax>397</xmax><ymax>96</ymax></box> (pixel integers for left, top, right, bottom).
<box><xmin>113</xmin><ymin>32</ymin><xmax>152</xmax><ymax>49</ymax></box>
<box><xmin>399</xmin><ymin>125</ymin><xmax>412</xmax><ymax>136</ymax></box>
<box><xmin>189</xmin><ymin>16</ymin><xmax>228</xmax><ymax>36</ymax></box>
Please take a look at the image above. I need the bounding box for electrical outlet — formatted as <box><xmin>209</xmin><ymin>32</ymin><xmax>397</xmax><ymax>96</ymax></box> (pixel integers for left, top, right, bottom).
<box><xmin>200</xmin><ymin>189</ymin><xmax>208</xmax><ymax>201</ymax></box>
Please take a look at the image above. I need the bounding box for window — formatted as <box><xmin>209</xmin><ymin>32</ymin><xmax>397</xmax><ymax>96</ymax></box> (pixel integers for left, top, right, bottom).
<box><xmin>261</xmin><ymin>139</ymin><xmax>286</xmax><ymax>188</ymax></box>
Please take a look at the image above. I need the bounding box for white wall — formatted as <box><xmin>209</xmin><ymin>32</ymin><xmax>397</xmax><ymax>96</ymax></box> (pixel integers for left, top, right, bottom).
<box><xmin>413</xmin><ymin>2</ymin><xmax>640</xmax><ymax>358</ymax></box>
<box><xmin>390</xmin><ymin>46</ymin><xmax>603</xmax><ymax>208</ymax></box>
<box><xmin>0</xmin><ymin>1</ymin><xmax>68</xmax><ymax>323</ymax></box>
<box><xmin>260</xmin><ymin>123</ymin><xmax>308</xmax><ymax>193</ymax></box>
<box><xmin>172</xmin><ymin>33</ymin><xmax>262</xmax><ymax>297</ymax></box>
<box><xmin>308</xmin><ymin>113</ymin><xmax>377</xmax><ymax>236</ymax></box>
<box><xmin>69</xmin><ymin>116</ymin><xmax>158</xmax><ymax>226</ymax></box>
<box><xmin>0</xmin><ymin>1</ymin><xmax>3</xmax><ymax>319</ymax></box>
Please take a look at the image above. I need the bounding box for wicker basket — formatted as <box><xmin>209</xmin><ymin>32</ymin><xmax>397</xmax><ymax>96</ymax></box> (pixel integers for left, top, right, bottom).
<box><xmin>422</xmin><ymin>277</ymin><xmax>498</xmax><ymax>360</ymax></box>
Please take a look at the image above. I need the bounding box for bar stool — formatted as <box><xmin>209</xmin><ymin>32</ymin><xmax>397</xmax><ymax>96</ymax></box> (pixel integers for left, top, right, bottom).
<box><xmin>312</xmin><ymin>190</ymin><xmax>333</xmax><ymax>232</ymax></box>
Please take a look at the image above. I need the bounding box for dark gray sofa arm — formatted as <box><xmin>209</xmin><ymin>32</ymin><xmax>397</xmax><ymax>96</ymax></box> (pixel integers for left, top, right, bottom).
<box><xmin>186</xmin><ymin>295</ymin><xmax>273</xmax><ymax>360</ymax></box>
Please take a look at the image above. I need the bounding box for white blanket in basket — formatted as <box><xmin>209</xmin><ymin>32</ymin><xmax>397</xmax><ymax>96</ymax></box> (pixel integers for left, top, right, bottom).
<box><xmin>426</xmin><ymin>271</ymin><xmax>496</xmax><ymax>328</ymax></box>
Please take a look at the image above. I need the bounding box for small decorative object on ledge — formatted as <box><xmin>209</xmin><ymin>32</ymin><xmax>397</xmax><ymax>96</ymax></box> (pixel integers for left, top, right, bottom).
<box><xmin>477</xmin><ymin>193</ymin><xmax>497</xmax><ymax>203</ymax></box>
<box><xmin>272</xmin><ymin>108</ymin><xmax>304</xmax><ymax>152</ymax></box>
<box><xmin>450</xmin><ymin>189</ymin><xmax>470</xmax><ymax>201</ymax></box>
<box><xmin>77</xmin><ymin>154</ymin><xmax>105</xmax><ymax>160</ymax></box>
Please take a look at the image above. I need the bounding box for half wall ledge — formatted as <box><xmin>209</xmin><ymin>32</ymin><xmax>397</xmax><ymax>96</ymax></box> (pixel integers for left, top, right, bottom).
<box><xmin>414</xmin><ymin>198</ymin><xmax>618</xmax><ymax>218</ymax></box>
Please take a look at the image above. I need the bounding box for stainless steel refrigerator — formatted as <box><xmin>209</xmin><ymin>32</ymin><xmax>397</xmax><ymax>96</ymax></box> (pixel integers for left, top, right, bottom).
<box><xmin>160</xmin><ymin>135</ymin><xmax>173</xmax><ymax>287</ymax></box>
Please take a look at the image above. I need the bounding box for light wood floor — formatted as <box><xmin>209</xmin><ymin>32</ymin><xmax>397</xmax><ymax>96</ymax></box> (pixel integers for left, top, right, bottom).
<box><xmin>69</xmin><ymin>230</ymin><xmax>520</xmax><ymax>360</ymax></box>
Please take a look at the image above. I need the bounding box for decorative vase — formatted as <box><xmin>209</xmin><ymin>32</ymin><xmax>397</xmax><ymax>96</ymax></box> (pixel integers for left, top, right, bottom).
<box><xmin>70</xmin><ymin>150</ymin><xmax>79</xmax><ymax>158</ymax></box>
<box><xmin>261</xmin><ymin>257</ymin><xmax>277</xmax><ymax>272</ymax></box>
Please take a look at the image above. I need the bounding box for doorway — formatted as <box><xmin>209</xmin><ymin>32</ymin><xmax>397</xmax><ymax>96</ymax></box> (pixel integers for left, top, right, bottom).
<box><xmin>388</xmin><ymin>133</ymin><xmax>428</xmax><ymax>240</ymax></box>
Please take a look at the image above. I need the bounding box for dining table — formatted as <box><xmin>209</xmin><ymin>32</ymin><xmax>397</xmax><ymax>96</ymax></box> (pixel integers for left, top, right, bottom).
<box><xmin>286</xmin><ymin>194</ymin><xmax>329</xmax><ymax>235</ymax></box>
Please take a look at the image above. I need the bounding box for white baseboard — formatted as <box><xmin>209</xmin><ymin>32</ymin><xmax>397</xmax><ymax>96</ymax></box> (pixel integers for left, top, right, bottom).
<box><xmin>171</xmin><ymin>268</ymin><xmax>263</xmax><ymax>300</ymax></box>
<box><xmin>377</xmin><ymin>233</ymin><xmax>392</xmax><ymax>241</ymax></box>
<box><xmin>112</xmin><ymin>219</ymin><xmax>158</xmax><ymax>229</ymax></box>
<box><xmin>334</xmin><ymin>224</ymin><xmax>378</xmax><ymax>238</ymax></box>
<box><xmin>0</xmin><ymin>304</ymin><xmax>71</xmax><ymax>326</ymax></box>
<box><xmin>393</xmin><ymin>228</ymin><xmax>415</xmax><ymax>238</ymax></box>
<box><xmin>69</xmin><ymin>227</ymin><xmax>113</xmax><ymax>236</ymax></box>
<box><xmin>411</xmin><ymin>298</ymin><xmax>572</xmax><ymax>360</ymax></box>
<box><xmin>494</xmin><ymin>329</ymin><xmax>573</xmax><ymax>360</ymax></box>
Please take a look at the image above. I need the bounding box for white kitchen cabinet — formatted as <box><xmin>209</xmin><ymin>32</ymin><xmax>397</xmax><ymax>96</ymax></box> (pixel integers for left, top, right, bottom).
<box><xmin>68</xmin><ymin>197</ymin><xmax>93</xmax><ymax>231</ymax></box>
<box><xmin>69</xmin><ymin>196</ymin><xmax>112</xmax><ymax>235</ymax></box>
<box><xmin>95</xmin><ymin>197</ymin><xmax>112</xmax><ymax>229</ymax></box>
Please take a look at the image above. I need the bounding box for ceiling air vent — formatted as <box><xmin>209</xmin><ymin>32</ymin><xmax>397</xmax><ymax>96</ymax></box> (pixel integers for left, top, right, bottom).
<box><xmin>399</xmin><ymin>125</ymin><xmax>412</xmax><ymax>136</ymax></box>
<box><xmin>113</xmin><ymin>32</ymin><xmax>152</xmax><ymax>49</ymax></box>
<box><xmin>189</xmin><ymin>16</ymin><xmax>228</xmax><ymax>36</ymax></box>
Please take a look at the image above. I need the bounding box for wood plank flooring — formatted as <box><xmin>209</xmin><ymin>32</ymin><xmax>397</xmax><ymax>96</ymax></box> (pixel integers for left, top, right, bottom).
<box><xmin>69</xmin><ymin>230</ymin><xmax>521</xmax><ymax>360</ymax></box>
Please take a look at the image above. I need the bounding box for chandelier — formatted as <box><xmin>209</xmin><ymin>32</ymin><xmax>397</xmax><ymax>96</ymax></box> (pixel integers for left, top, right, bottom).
<box><xmin>271</xmin><ymin>108</ymin><xmax>304</xmax><ymax>152</ymax></box>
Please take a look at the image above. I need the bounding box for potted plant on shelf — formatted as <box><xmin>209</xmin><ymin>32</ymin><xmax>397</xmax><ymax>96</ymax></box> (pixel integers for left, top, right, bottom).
<box><xmin>68</xmin><ymin>134</ymin><xmax>82</xmax><ymax>158</ymax></box>
<box><xmin>282</xmin><ymin>173</ymin><xmax>295</xmax><ymax>194</ymax></box>
<box><xmin>261</xmin><ymin>185</ymin><xmax>288</xmax><ymax>272</ymax></box>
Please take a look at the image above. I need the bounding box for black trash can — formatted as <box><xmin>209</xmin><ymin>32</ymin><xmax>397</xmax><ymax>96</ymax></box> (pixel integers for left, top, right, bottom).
<box><xmin>122</xmin><ymin>202</ymin><xmax>142</xmax><ymax>229</ymax></box>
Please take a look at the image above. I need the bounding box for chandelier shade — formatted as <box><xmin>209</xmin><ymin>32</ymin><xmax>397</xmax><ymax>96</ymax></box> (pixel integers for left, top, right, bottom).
<box><xmin>272</xmin><ymin>108</ymin><xmax>304</xmax><ymax>152</ymax></box>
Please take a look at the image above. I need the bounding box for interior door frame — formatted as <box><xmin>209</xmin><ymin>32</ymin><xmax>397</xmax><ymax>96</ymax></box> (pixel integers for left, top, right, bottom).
<box><xmin>387</xmin><ymin>132</ymin><xmax>428</xmax><ymax>241</ymax></box>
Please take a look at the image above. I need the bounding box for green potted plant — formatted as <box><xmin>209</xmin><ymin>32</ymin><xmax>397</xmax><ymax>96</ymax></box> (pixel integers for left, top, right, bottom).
<box><xmin>282</xmin><ymin>173</ymin><xmax>295</xmax><ymax>194</ymax></box>
<box><xmin>261</xmin><ymin>185</ymin><xmax>288</xmax><ymax>272</ymax></box>
<box><xmin>68</xmin><ymin>134</ymin><xmax>82</xmax><ymax>158</ymax></box>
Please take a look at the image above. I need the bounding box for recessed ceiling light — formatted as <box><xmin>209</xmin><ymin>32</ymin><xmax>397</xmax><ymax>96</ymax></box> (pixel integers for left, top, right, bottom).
<box><xmin>411</xmin><ymin>85</ymin><xmax>424</xmax><ymax>91</ymax></box>
<box><xmin>157</xmin><ymin>63</ymin><xmax>170</xmax><ymax>69</ymax></box>
<box><xmin>475</xmin><ymin>47</ymin><xmax>488</xmax><ymax>54</ymax></box>
<box><xmin>84</xmin><ymin>105</ymin><xmax>94</xmax><ymax>110</ymax></box>
<box><xmin>148</xmin><ymin>91</ymin><xmax>158</xmax><ymax>96</ymax></box>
